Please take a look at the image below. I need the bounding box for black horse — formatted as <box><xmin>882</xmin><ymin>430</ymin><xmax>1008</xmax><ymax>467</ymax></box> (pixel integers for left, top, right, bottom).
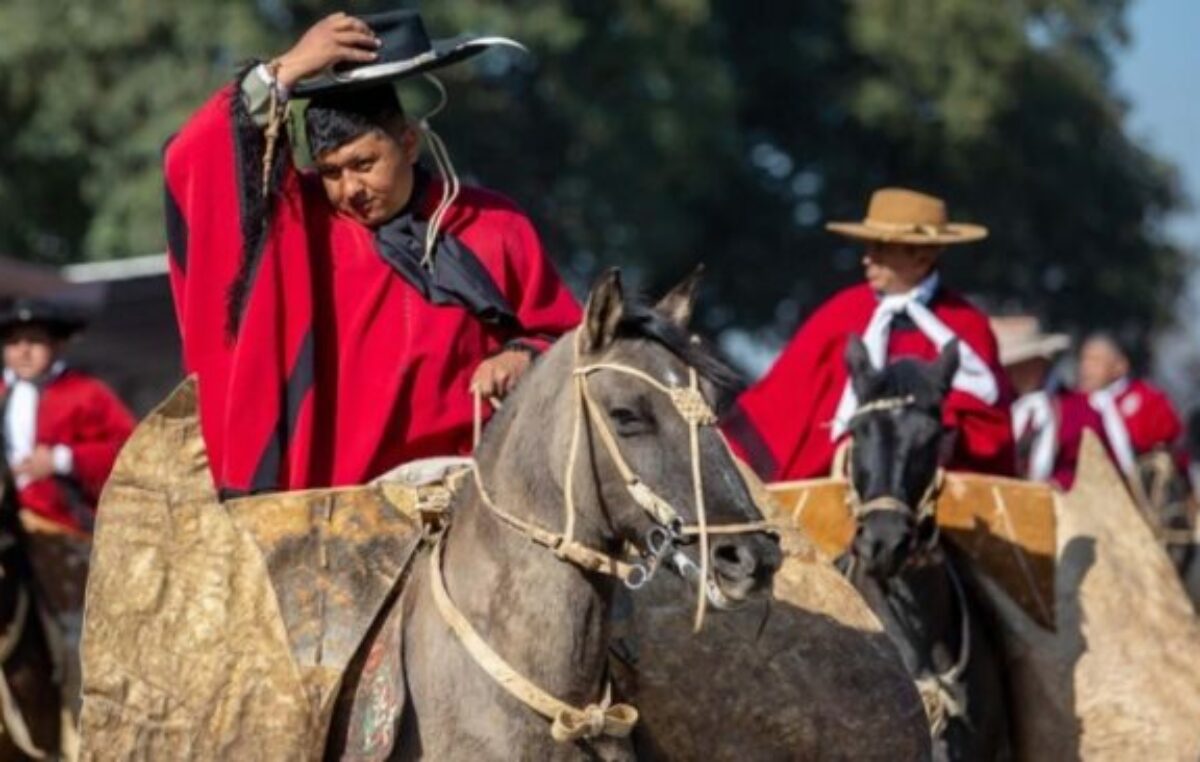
<box><xmin>840</xmin><ymin>335</ymin><xmax>1011</xmax><ymax>761</ymax></box>
<box><xmin>0</xmin><ymin>422</ymin><xmax>62</xmax><ymax>760</ymax></box>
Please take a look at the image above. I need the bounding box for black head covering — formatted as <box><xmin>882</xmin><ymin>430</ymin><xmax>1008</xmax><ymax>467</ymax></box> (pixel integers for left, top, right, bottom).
<box><xmin>0</xmin><ymin>299</ymin><xmax>86</xmax><ymax>340</ymax></box>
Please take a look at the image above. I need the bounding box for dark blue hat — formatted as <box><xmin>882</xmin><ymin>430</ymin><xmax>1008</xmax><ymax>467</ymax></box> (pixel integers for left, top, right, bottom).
<box><xmin>292</xmin><ymin>10</ymin><xmax>525</xmax><ymax>98</ymax></box>
<box><xmin>0</xmin><ymin>299</ymin><xmax>86</xmax><ymax>339</ymax></box>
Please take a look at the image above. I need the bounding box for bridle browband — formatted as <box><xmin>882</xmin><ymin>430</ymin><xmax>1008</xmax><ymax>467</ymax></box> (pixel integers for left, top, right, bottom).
<box><xmin>431</xmin><ymin>331</ymin><xmax>774</xmax><ymax>744</ymax></box>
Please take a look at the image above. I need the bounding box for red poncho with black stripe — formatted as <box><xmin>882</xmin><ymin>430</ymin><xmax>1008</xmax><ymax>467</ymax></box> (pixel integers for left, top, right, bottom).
<box><xmin>163</xmin><ymin>84</ymin><xmax>580</xmax><ymax>494</ymax></box>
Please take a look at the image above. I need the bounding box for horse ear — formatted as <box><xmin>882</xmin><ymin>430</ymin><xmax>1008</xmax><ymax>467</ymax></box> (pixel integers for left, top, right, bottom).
<box><xmin>655</xmin><ymin>264</ymin><xmax>704</xmax><ymax>328</ymax></box>
<box><xmin>581</xmin><ymin>268</ymin><xmax>625</xmax><ymax>353</ymax></box>
<box><xmin>932</xmin><ymin>340</ymin><xmax>961</xmax><ymax>397</ymax></box>
<box><xmin>845</xmin><ymin>334</ymin><xmax>876</xmax><ymax>398</ymax></box>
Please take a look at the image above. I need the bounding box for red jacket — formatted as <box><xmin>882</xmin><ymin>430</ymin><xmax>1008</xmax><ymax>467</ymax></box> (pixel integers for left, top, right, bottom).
<box><xmin>1</xmin><ymin>371</ymin><xmax>135</xmax><ymax>531</ymax></box>
<box><xmin>724</xmin><ymin>283</ymin><xmax>1015</xmax><ymax>480</ymax></box>
<box><xmin>164</xmin><ymin>85</ymin><xmax>581</xmax><ymax>493</ymax></box>
<box><xmin>1115</xmin><ymin>378</ymin><xmax>1182</xmax><ymax>455</ymax></box>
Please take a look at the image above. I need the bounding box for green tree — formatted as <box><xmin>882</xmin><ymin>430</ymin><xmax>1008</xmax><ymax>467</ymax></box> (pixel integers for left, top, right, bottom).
<box><xmin>0</xmin><ymin>0</ymin><xmax>1183</xmax><ymax>361</ymax></box>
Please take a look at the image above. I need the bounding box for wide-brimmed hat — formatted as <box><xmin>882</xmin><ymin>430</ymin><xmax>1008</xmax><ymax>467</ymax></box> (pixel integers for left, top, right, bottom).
<box><xmin>0</xmin><ymin>298</ymin><xmax>86</xmax><ymax>340</ymax></box>
<box><xmin>991</xmin><ymin>316</ymin><xmax>1070</xmax><ymax>367</ymax></box>
<box><xmin>293</xmin><ymin>10</ymin><xmax>526</xmax><ymax>98</ymax></box>
<box><xmin>826</xmin><ymin>188</ymin><xmax>988</xmax><ymax>246</ymax></box>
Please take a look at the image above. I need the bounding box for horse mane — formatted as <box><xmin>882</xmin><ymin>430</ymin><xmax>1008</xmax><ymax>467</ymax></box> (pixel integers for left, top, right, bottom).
<box><xmin>613</xmin><ymin>299</ymin><xmax>744</xmax><ymax>412</ymax></box>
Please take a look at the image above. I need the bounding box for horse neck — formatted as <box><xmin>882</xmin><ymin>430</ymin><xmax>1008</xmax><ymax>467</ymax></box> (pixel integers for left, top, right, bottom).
<box><xmin>440</xmin><ymin>340</ymin><xmax>613</xmax><ymax>705</ymax></box>
<box><xmin>853</xmin><ymin>559</ymin><xmax>962</xmax><ymax>678</ymax></box>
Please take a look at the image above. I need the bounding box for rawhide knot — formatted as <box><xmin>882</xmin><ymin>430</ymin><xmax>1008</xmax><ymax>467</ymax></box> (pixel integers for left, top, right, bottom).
<box><xmin>667</xmin><ymin>387</ymin><xmax>717</xmax><ymax>426</ymax></box>
<box><xmin>550</xmin><ymin>702</ymin><xmax>639</xmax><ymax>743</ymax></box>
<box><xmin>916</xmin><ymin>674</ymin><xmax>963</xmax><ymax>738</ymax></box>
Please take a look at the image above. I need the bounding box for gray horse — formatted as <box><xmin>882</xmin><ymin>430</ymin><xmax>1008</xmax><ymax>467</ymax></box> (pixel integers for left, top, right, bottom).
<box><xmin>330</xmin><ymin>269</ymin><xmax>782</xmax><ymax>760</ymax></box>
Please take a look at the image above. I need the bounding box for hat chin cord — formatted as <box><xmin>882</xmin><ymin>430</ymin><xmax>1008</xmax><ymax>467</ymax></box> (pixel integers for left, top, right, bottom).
<box><xmin>416</xmin><ymin>74</ymin><xmax>461</xmax><ymax>272</ymax></box>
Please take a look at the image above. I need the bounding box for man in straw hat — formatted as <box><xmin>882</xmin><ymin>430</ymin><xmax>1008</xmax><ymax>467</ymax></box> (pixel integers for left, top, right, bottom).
<box><xmin>1</xmin><ymin>299</ymin><xmax>134</xmax><ymax>531</ymax></box>
<box><xmin>993</xmin><ymin>316</ymin><xmax>1113</xmax><ymax>488</ymax></box>
<box><xmin>725</xmin><ymin>187</ymin><xmax>1015</xmax><ymax>480</ymax></box>
<box><xmin>164</xmin><ymin>11</ymin><xmax>580</xmax><ymax>495</ymax></box>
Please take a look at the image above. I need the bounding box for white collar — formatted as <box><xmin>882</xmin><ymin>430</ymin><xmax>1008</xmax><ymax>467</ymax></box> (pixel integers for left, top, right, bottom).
<box><xmin>1098</xmin><ymin>376</ymin><xmax>1130</xmax><ymax>399</ymax></box>
<box><xmin>3</xmin><ymin>360</ymin><xmax>67</xmax><ymax>389</ymax></box>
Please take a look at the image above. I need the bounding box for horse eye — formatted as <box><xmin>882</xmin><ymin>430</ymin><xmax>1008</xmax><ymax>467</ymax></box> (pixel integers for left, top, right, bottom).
<box><xmin>609</xmin><ymin>407</ymin><xmax>640</xmax><ymax>426</ymax></box>
<box><xmin>608</xmin><ymin>406</ymin><xmax>655</xmax><ymax>436</ymax></box>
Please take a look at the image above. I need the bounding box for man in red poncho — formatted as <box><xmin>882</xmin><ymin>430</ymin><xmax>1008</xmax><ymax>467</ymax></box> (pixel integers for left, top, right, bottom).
<box><xmin>724</xmin><ymin>188</ymin><xmax>1015</xmax><ymax>481</ymax></box>
<box><xmin>1</xmin><ymin>299</ymin><xmax>134</xmax><ymax>532</ymax></box>
<box><xmin>164</xmin><ymin>11</ymin><xmax>581</xmax><ymax>495</ymax></box>
<box><xmin>993</xmin><ymin>316</ymin><xmax>1113</xmax><ymax>489</ymax></box>
<box><xmin>2</xmin><ymin>298</ymin><xmax>134</xmax><ymax>731</ymax></box>
<box><xmin>1077</xmin><ymin>332</ymin><xmax>1184</xmax><ymax>477</ymax></box>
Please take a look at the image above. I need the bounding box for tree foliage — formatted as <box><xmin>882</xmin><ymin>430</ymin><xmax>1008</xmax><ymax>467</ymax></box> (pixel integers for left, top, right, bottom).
<box><xmin>0</xmin><ymin>0</ymin><xmax>1183</xmax><ymax>356</ymax></box>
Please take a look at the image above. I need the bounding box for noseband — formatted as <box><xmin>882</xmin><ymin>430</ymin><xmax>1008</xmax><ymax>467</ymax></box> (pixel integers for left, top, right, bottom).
<box><xmin>431</xmin><ymin>333</ymin><xmax>773</xmax><ymax>744</ymax></box>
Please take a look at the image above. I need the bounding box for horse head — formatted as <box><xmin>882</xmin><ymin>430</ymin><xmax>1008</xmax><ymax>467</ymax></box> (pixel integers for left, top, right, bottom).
<box><xmin>844</xmin><ymin>334</ymin><xmax>959</xmax><ymax>578</ymax></box>
<box><xmin>571</xmin><ymin>268</ymin><xmax>781</xmax><ymax>607</ymax></box>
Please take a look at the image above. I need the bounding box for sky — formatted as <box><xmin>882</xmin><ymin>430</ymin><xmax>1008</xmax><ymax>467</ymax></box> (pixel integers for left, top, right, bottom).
<box><xmin>1116</xmin><ymin>0</ymin><xmax>1200</xmax><ymax>246</ymax></box>
<box><xmin>1115</xmin><ymin>0</ymin><xmax>1200</xmax><ymax>398</ymax></box>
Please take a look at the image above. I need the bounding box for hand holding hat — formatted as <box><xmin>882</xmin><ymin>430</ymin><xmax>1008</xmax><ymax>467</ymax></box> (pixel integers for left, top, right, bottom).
<box><xmin>275</xmin><ymin>13</ymin><xmax>383</xmax><ymax>91</ymax></box>
<box><xmin>288</xmin><ymin>10</ymin><xmax>527</xmax><ymax>98</ymax></box>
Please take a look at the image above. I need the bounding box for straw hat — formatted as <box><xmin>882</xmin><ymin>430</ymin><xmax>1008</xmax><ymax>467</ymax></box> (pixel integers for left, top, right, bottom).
<box><xmin>826</xmin><ymin>188</ymin><xmax>988</xmax><ymax>246</ymax></box>
<box><xmin>990</xmin><ymin>316</ymin><xmax>1070</xmax><ymax>367</ymax></box>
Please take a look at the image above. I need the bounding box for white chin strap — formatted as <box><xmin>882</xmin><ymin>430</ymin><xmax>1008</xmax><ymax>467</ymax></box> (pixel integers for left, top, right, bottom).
<box><xmin>416</xmin><ymin>74</ymin><xmax>461</xmax><ymax>271</ymax></box>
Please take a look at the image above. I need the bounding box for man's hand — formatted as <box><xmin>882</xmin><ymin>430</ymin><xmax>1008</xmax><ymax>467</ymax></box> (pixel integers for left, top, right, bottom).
<box><xmin>470</xmin><ymin>350</ymin><xmax>534</xmax><ymax>402</ymax></box>
<box><xmin>13</xmin><ymin>445</ymin><xmax>55</xmax><ymax>483</ymax></box>
<box><xmin>275</xmin><ymin>13</ymin><xmax>381</xmax><ymax>90</ymax></box>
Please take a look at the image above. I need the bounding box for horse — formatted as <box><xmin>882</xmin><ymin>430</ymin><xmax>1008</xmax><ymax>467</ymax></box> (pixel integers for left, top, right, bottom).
<box><xmin>0</xmin><ymin>419</ymin><xmax>63</xmax><ymax>760</ymax></box>
<box><xmin>839</xmin><ymin>335</ymin><xmax>1011</xmax><ymax>761</ymax></box>
<box><xmin>1131</xmin><ymin>450</ymin><xmax>1200</xmax><ymax>609</ymax></box>
<box><xmin>330</xmin><ymin>269</ymin><xmax>783</xmax><ymax>760</ymax></box>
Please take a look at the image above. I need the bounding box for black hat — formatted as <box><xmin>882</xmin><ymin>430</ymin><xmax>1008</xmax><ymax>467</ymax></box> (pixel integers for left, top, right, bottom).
<box><xmin>0</xmin><ymin>299</ymin><xmax>86</xmax><ymax>340</ymax></box>
<box><xmin>292</xmin><ymin>10</ymin><xmax>525</xmax><ymax>98</ymax></box>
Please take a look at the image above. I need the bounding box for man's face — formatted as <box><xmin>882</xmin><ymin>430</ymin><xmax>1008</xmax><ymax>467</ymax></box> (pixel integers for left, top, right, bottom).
<box><xmin>862</xmin><ymin>243</ymin><xmax>940</xmax><ymax>295</ymax></box>
<box><xmin>1077</xmin><ymin>338</ymin><xmax>1128</xmax><ymax>393</ymax></box>
<box><xmin>3</xmin><ymin>325</ymin><xmax>61</xmax><ymax>381</ymax></box>
<box><xmin>315</xmin><ymin>125</ymin><xmax>420</xmax><ymax>227</ymax></box>
<box><xmin>1007</xmin><ymin>357</ymin><xmax>1051</xmax><ymax>396</ymax></box>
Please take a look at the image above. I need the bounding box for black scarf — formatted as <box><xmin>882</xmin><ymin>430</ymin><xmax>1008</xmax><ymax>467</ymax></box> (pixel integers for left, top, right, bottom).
<box><xmin>374</xmin><ymin>170</ymin><xmax>521</xmax><ymax>332</ymax></box>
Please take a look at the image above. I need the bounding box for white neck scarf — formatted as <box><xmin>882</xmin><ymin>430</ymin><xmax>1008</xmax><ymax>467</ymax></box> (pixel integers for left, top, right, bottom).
<box><xmin>3</xmin><ymin>361</ymin><xmax>66</xmax><ymax>489</ymax></box>
<box><xmin>832</xmin><ymin>271</ymin><xmax>1000</xmax><ymax>439</ymax></box>
<box><xmin>1088</xmin><ymin>377</ymin><xmax>1136</xmax><ymax>475</ymax></box>
<box><xmin>1012</xmin><ymin>389</ymin><xmax>1057</xmax><ymax>481</ymax></box>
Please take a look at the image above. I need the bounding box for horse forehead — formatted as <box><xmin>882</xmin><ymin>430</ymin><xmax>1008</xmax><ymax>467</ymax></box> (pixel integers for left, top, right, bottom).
<box><xmin>602</xmin><ymin>342</ymin><xmax>684</xmax><ymax>385</ymax></box>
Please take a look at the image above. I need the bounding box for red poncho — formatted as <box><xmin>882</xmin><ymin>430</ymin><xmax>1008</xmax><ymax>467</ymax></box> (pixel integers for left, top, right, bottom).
<box><xmin>163</xmin><ymin>84</ymin><xmax>580</xmax><ymax>494</ymax></box>
<box><xmin>0</xmin><ymin>371</ymin><xmax>134</xmax><ymax>530</ymax></box>
<box><xmin>725</xmin><ymin>283</ymin><xmax>1016</xmax><ymax>480</ymax></box>
<box><xmin>1113</xmin><ymin>379</ymin><xmax>1183</xmax><ymax>455</ymax></box>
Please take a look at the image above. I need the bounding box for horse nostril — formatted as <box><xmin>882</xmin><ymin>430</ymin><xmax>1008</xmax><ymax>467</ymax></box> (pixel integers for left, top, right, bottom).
<box><xmin>714</xmin><ymin>541</ymin><xmax>748</xmax><ymax>568</ymax></box>
<box><xmin>711</xmin><ymin>540</ymin><xmax>755</xmax><ymax>578</ymax></box>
